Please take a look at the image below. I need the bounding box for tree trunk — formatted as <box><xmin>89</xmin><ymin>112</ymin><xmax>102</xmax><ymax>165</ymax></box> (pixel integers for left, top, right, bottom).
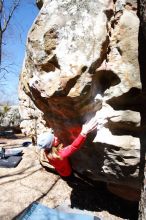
<box><xmin>138</xmin><ymin>170</ymin><xmax>146</xmax><ymax>220</ymax></box>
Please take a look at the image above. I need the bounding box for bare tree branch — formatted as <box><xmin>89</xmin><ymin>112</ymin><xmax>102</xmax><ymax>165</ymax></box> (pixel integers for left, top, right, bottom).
<box><xmin>2</xmin><ymin>0</ymin><xmax>21</xmax><ymax>33</ymax></box>
<box><xmin>0</xmin><ymin>0</ymin><xmax>20</xmax><ymax>66</ymax></box>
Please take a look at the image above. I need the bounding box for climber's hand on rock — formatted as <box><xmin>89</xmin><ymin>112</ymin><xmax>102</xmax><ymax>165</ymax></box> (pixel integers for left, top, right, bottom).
<box><xmin>81</xmin><ymin>117</ymin><xmax>98</xmax><ymax>136</ymax></box>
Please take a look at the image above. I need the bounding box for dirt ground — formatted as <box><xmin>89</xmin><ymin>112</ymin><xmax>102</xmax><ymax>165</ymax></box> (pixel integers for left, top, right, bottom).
<box><xmin>0</xmin><ymin>132</ymin><xmax>139</xmax><ymax>220</ymax></box>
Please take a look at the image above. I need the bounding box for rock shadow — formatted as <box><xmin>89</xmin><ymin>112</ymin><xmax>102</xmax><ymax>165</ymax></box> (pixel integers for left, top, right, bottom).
<box><xmin>67</xmin><ymin>177</ymin><xmax>139</xmax><ymax>220</ymax></box>
<box><xmin>107</xmin><ymin>87</ymin><xmax>144</xmax><ymax>112</ymax></box>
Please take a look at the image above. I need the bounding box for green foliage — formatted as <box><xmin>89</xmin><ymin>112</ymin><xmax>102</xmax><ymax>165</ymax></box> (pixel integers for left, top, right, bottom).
<box><xmin>3</xmin><ymin>104</ymin><xmax>11</xmax><ymax>113</ymax></box>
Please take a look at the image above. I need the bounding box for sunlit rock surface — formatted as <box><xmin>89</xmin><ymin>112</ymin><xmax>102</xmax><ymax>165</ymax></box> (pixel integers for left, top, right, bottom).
<box><xmin>19</xmin><ymin>0</ymin><xmax>146</xmax><ymax>200</ymax></box>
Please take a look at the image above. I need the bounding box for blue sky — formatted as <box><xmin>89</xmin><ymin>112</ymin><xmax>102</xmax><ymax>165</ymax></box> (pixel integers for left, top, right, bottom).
<box><xmin>1</xmin><ymin>0</ymin><xmax>39</xmax><ymax>104</ymax></box>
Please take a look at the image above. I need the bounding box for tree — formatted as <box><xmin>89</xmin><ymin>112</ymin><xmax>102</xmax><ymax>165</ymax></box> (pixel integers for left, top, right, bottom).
<box><xmin>0</xmin><ymin>0</ymin><xmax>20</xmax><ymax>67</ymax></box>
<box><xmin>0</xmin><ymin>0</ymin><xmax>38</xmax><ymax>104</ymax></box>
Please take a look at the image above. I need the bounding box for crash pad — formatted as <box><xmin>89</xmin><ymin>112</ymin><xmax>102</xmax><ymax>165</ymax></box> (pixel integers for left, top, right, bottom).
<box><xmin>0</xmin><ymin>147</ymin><xmax>23</xmax><ymax>159</ymax></box>
<box><xmin>17</xmin><ymin>202</ymin><xmax>100</xmax><ymax>220</ymax></box>
<box><xmin>0</xmin><ymin>156</ymin><xmax>22</xmax><ymax>168</ymax></box>
<box><xmin>22</xmin><ymin>142</ymin><xmax>31</xmax><ymax>147</ymax></box>
<box><xmin>4</xmin><ymin>148</ymin><xmax>23</xmax><ymax>157</ymax></box>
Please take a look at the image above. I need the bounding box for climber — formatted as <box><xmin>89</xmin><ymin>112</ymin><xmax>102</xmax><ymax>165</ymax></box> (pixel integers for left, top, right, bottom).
<box><xmin>37</xmin><ymin>117</ymin><xmax>98</xmax><ymax>178</ymax></box>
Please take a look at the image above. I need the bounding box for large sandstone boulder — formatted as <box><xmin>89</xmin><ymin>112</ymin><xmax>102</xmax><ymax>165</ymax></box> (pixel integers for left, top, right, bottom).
<box><xmin>19</xmin><ymin>0</ymin><xmax>146</xmax><ymax>202</ymax></box>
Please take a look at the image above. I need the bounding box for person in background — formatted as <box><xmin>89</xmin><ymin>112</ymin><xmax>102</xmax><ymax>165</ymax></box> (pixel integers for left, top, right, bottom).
<box><xmin>37</xmin><ymin>117</ymin><xmax>98</xmax><ymax>178</ymax></box>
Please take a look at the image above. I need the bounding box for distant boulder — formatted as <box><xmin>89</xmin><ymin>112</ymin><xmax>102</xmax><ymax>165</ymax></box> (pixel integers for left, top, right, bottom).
<box><xmin>0</xmin><ymin>105</ymin><xmax>21</xmax><ymax>133</ymax></box>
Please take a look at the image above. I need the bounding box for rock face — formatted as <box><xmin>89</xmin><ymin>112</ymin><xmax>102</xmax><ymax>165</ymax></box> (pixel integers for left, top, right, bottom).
<box><xmin>36</xmin><ymin>0</ymin><xmax>44</xmax><ymax>9</ymax></box>
<box><xmin>19</xmin><ymin>0</ymin><xmax>145</xmax><ymax>200</ymax></box>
